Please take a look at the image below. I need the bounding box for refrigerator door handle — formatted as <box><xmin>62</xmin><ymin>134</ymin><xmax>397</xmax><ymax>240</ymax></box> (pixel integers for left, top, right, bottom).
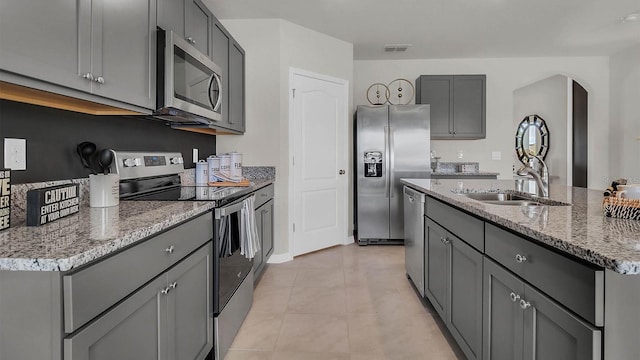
<box><xmin>389</xmin><ymin>126</ymin><xmax>395</xmax><ymax>198</ymax></box>
<box><xmin>384</xmin><ymin>126</ymin><xmax>390</xmax><ymax>198</ymax></box>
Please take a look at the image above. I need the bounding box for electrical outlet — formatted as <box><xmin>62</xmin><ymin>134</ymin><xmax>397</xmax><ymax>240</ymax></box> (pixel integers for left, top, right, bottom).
<box><xmin>192</xmin><ymin>148</ymin><xmax>198</xmax><ymax>163</ymax></box>
<box><xmin>491</xmin><ymin>151</ymin><xmax>502</xmax><ymax>161</ymax></box>
<box><xmin>4</xmin><ymin>138</ymin><xmax>26</xmax><ymax>170</ymax></box>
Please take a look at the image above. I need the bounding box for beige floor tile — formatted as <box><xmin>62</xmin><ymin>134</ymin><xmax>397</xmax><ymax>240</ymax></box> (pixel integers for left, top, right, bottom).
<box><xmin>350</xmin><ymin>354</ymin><xmax>387</xmax><ymax>360</ymax></box>
<box><xmin>345</xmin><ymin>286</ymin><xmax>378</xmax><ymax>314</ymax></box>
<box><xmin>230</xmin><ymin>312</ymin><xmax>283</xmax><ymax>351</ymax></box>
<box><xmin>251</xmin><ymin>286</ymin><xmax>293</xmax><ymax>313</ymax></box>
<box><xmin>274</xmin><ymin>313</ymin><xmax>349</xmax><ymax>353</ymax></box>
<box><xmin>225</xmin><ymin>350</ymin><xmax>272</xmax><ymax>360</ymax></box>
<box><xmin>258</xmin><ymin>267</ymin><xmax>299</xmax><ymax>287</ymax></box>
<box><xmin>347</xmin><ymin>314</ymin><xmax>385</xmax><ymax>354</ymax></box>
<box><xmin>287</xmin><ymin>286</ymin><xmax>347</xmax><ymax>314</ymax></box>
<box><xmin>372</xmin><ymin>288</ymin><xmax>428</xmax><ymax>315</ymax></box>
<box><xmin>292</xmin><ymin>249</ymin><xmax>345</xmax><ymax>269</ymax></box>
<box><xmin>294</xmin><ymin>267</ymin><xmax>345</xmax><ymax>288</ymax></box>
<box><xmin>271</xmin><ymin>352</ymin><xmax>350</xmax><ymax>360</ymax></box>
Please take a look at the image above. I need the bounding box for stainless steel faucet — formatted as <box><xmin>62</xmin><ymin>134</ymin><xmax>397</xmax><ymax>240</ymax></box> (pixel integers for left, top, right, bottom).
<box><xmin>516</xmin><ymin>155</ymin><xmax>549</xmax><ymax>197</ymax></box>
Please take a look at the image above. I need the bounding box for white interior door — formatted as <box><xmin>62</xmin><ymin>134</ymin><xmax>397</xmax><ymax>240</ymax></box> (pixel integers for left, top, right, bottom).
<box><xmin>290</xmin><ymin>69</ymin><xmax>349</xmax><ymax>256</ymax></box>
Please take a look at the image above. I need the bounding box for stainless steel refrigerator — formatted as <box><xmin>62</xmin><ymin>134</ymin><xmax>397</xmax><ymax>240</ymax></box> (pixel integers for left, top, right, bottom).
<box><xmin>355</xmin><ymin>105</ymin><xmax>431</xmax><ymax>244</ymax></box>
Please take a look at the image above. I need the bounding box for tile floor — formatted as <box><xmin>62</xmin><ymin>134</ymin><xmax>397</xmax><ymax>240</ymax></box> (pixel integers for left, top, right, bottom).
<box><xmin>226</xmin><ymin>244</ymin><xmax>465</xmax><ymax>360</ymax></box>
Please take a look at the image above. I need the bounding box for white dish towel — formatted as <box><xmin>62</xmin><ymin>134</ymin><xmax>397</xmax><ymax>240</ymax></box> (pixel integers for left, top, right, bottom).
<box><xmin>240</xmin><ymin>195</ymin><xmax>261</xmax><ymax>259</ymax></box>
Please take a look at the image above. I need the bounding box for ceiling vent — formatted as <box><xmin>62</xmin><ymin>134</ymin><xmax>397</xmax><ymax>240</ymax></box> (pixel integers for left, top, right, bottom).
<box><xmin>384</xmin><ymin>44</ymin><xmax>412</xmax><ymax>52</ymax></box>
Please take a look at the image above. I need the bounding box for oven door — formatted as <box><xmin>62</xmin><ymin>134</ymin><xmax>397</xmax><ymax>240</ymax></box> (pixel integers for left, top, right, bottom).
<box><xmin>158</xmin><ymin>30</ymin><xmax>223</xmax><ymax>124</ymax></box>
<box><xmin>213</xmin><ymin>194</ymin><xmax>253</xmax><ymax>314</ymax></box>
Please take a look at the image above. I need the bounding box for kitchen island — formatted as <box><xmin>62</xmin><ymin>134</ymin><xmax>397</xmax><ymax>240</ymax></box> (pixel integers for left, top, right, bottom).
<box><xmin>402</xmin><ymin>178</ymin><xmax>640</xmax><ymax>360</ymax></box>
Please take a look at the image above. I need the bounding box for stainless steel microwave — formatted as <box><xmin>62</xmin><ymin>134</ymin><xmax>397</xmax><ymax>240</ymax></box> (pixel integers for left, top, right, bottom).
<box><xmin>155</xmin><ymin>29</ymin><xmax>223</xmax><ymax>126</ymax></box>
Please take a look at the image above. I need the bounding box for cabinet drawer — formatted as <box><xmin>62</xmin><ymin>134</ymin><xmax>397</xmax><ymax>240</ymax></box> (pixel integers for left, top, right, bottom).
<box><xmin>426</xmin><ymin>196</ymin><xmax>484</xmax><ymax>251</ymax></box>
<box><xmin>254</xmin><ymin>184</ymin><xmax>274</xmax><ymax>209</ymax></box>
<box><xmin>485</xmin><ymin>224</ymin><xmax>604</xmax><ymax>326</ymax></box>
<box><xmin>63</xmin><ymin>212</ymin><xmax>213</xmax><ymax>333</ymax></box>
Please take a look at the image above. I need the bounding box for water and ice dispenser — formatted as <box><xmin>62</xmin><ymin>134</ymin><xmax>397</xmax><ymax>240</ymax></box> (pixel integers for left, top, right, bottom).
<box><xmin>364</xmin><ymin>151</ymin><xmax>382</xmax><ymax>177</ymax></box>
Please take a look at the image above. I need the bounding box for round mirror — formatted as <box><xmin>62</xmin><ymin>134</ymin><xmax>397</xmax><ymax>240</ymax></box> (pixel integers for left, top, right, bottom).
<box><xmin>515</xmin><ymin>114</ymin><xmax>549</xmax><ymax>165</ymax></box>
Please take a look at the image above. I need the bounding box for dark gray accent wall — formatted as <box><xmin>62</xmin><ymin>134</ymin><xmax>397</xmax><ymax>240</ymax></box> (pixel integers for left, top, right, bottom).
<box><xmin>0</xmin><ymin>100</ymin><xmax>216</xmax><ymax>184</ymax></box>
<box><xmin>572</xmin><ymin>81</ymin><xmax>588</xmax><ymax>188</ymax></box>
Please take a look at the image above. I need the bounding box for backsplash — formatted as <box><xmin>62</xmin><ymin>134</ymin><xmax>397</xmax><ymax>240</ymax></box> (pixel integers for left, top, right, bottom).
<box><xmin>435</xmin><ymin>162</ymin><xmax>480</xmax><ymax>173</ymax></box>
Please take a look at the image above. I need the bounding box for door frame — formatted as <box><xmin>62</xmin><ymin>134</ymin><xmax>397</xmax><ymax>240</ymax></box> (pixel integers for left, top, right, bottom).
<box><xmin>288</xmin><ymin>67</ymin><xmax>350</xmax><ymax>257</ymax></box>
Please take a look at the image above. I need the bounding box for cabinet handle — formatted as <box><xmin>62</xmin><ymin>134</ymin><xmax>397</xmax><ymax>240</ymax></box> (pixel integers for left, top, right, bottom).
<box><xmin>169</xmin><ymin>281</ymin><xmax>178</xmax><ymax>289</ymax></box>
<box><xmin>515</xmin><ymin>254</ymin><xmax>527</xmax><ymax>263</ymax></box>
<box><xmin>441</xmin><ymin>237</ymin><xmax>451</xmax><ymax>245</ymax></box>
<box><xmin>164</xmin><ymin>245</ymin><xmax>175</xmax><ymax>254</ymax></box>
<box><xmin>161</xmin><ymin>286</ymin><xmax>171</xmax><ymax>295</ymax></box>
<box><xmin>509</xmin><ymin>292</ymin><xmax>521</xmax><ymax>302</ymax></box>
<box><xmin>82</xmin><ymin>72</ymin><xmax>94</xmax><ymax>81</ymax></box>
<box><xmin>409</xmin><ymin>196</ymin><xmax>414</xmax><ymax>203</ymax></box>
<box><xmin>94</xmin><ymin>76</ymin><xmax>105</xmax><ymax>84</ymax></box>
<box><xmin>261</xmin><ymin>193</ymin><xmax>268</xmax><ymax>197</ymax></box>
<box><xmin>186</xmin><ymin>36</ymin><xmax>196</xmax><ymax>45</ymax></box>
<box><xmin>519</xmin><ymin>299</ymin><xmax>531</xmax><ymax>310</ymax></box>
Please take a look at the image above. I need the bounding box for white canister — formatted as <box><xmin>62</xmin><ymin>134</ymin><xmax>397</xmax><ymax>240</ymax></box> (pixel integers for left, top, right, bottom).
<box><xmin>89</xmin><ymin>174</ymin><xmax>120</xmax><ymax>208</ymax></box>
<box><xmin>207</xmin><ymin>156</ymin><xmax>220</xmax><ymax>183</ymax></box>
<box><xmin>229</xmin><ymin>152</ymin><xmax>243</xmax><ymax>180</ymax></box>
<box><xmin>195</xmin><ymin>160</ymin><xmax>208</xmax><ymax>185</ymax></box>
<box><xmin>218</xmin><ymin>154</ymin><xmax>231</xmax><ymax>177</ymax></box>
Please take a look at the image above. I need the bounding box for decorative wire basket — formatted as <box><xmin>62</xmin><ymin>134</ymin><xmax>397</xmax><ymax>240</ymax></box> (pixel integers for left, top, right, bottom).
<box><xmin>602</xmin><ymin>194</ymin><xmax>640</xmax><ymax>220</ymax></box>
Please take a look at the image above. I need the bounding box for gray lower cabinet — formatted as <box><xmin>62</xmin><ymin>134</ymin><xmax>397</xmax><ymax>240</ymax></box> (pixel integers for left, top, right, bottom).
<box><xmin>416</xmin><ymin>75</ymin><xmax>486</xmax><ymax>139</ymax></box>
<box><xmin>0</xmin><ymin>0</ymin><xmax>156</xmax><ymax>110</ymax></box>
<box><xmin>425</xmin><ymin>217</ymin><xmax>483</xmax><ymax>360</ymax></box>
<box><xmin>484</xmin><ymin>258</ymin><xmax>601</xmax><ymax>360</ymax></box>
<box><xmin>253</xmin><ymin>199</ymin><xmax>274</xmax><ymax>280</ymax></box>
<box><xmin>65</xmin><ymin>243</ymin><xmax>213</xmax><ymax>360</ymax></box>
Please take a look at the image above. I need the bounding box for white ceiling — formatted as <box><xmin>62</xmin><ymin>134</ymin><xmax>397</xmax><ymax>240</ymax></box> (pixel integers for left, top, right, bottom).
<box><xmin>204</xmin><ymin>0</ymin><xmax>640</xmax><ymax>60</ymax></box>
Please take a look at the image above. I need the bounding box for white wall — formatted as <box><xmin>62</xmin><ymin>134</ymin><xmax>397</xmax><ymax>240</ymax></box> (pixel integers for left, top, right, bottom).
<box><xmin>217</xmin><ymin>19</ymin><xmax>353</xmax><ymax>257</ymax></box>
<box><xmin>513</xmin><ymin>75</ymin><xmax>569</xmax><ymax>185</ymax></box>
<box><xmin>354</xmin><ymin>57</ymin><xmax>610</xmax><ymax>189</ymax></box>
<box><xmin>609</xmin><ymin>44</ymin><xmax>640</xmax><ymax>183</ymax></box>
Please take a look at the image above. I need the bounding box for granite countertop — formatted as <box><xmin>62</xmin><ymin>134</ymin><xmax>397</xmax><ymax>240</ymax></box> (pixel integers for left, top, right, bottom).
<box><xmin>401</xmin><ymin>178</ymin><xmax>640</xmax><ymax>275</ymax></box>
<box><xmin>0</xmin><ymin>177</ymin><xmax>274</xmax><ymax>272</ymax></box>
<box><xmin>431</xmin><ymin>171</ymin><xmax>500</xmax><ymax>176</ymax></box>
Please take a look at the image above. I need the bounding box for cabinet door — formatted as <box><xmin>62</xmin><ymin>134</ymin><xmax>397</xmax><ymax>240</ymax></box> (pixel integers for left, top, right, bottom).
<box><xmin>416</xmin><ymin>75</ymin><xmax>453</xmax><ymax>139</ymax></box>
<box><xmin>483</xmin><ymin>258</ymin><xmax>525</xmax><ymax>360</ymax></box>
<box><xmin>91</xmin><ymin>0</ymin><xmax>156</xmax><ymax>109</ymax></box>
<box><xmin>157</xmin><ymin>0</ymin><xmax>185</xmax><ymax>38</ymax></box>
<box><xmin>167</xmin><ymin>244</ymin><xmax>214</xmax><ymax>360</ymax></box>
<box><xmin>253</xmin><ymin>205</ymin><xmax>264</xmax><ymax>276</ymax></box>
<box><xmin>425</xmin><ymin>218</ymin><xmax>449</xmax><ymax>318</ymax></box>
<box><xmin>449</xmin><ymin>235</ymin><xmax>483</xmax><ymax>360</ymax></box>
<box><xmin>452</xmin><ymin>75</ymin><xmax>485</xmax><ymax>139</ymax></box>
<box><xmin>185</xmin><ymin>0</ymin><xmax>211</xmax><ymax>57</ymax></box>
<box><xmin>211</xmin><ymin>18</ymin><xmax>230</xmax><ymax>127</ymax></box>
<box><xmin>262</xmin><ymin>200</ymin><xmax>274</xmax><ymax>259</ymax></box>
<box><xmin>228</xmin><ymin>40</ymin><xmax>246</xmax><ymax>132</ymax></box>
<box><xmin>0</xmin><ymin>0</ymin><xmax>91</xmax><ymax>93</ymax></box>
<box><xmin>523</xmin><ymin>284</ymin><xmax>601</xmax><ymax>360</ymax></box>
<box><xmin>64</xmin><ymin>275</ymin><xmax>167</xmax><ymax>360</ymax></box>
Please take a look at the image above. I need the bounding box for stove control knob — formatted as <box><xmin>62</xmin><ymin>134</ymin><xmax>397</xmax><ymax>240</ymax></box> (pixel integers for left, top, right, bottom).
<box><xmin>124</xmin><ymin>158</ymin><xmax>143</xmax><ymax>167</ymax></box>
<box><xmin>170</xmin><ymin>157</ymin><xmax>184</xmax><ymax>165</ymax></box>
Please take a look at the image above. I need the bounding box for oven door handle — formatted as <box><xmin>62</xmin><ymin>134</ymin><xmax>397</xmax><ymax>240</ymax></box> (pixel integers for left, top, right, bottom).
<box><xmin>215</xmin><ymin>194</ymin><xmax>253</xmax><ymax>219</ymax></box>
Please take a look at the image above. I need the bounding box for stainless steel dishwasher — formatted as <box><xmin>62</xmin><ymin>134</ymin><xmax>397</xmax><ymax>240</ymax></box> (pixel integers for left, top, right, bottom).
<box><xmin>404</xmin><ymin>186</ymin><xmax>426</xmax><ymax>296</ymax></box>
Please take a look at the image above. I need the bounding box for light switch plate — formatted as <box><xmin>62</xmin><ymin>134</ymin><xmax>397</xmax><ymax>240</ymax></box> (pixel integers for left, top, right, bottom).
<box><xmin>491</xmin><ymin>151</ymin><xmax>502</xmax><ymax>161</ymax></box>
<box><xmin>4</xmin><ymin>138</ymin><xmax>26</xmax><ymax>170</ymax></box>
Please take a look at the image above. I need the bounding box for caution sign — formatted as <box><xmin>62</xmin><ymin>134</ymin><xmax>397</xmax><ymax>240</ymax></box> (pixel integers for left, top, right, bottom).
<box><xmin>0</xmin><ymin>169</ymin><xmax>10</xmax><ymax>231</ymax></box>
<box><xmin>27</xmin><ymin>184</ymin><xmax>80</xmax><ymax>226</ymax></box>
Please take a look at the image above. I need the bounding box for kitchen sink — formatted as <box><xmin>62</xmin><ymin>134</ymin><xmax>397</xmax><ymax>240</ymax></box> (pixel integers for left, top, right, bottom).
<box><xmin>461</xmin><ymin>192</ymin><xmax>570</xmax><ymax>206</ymax></box>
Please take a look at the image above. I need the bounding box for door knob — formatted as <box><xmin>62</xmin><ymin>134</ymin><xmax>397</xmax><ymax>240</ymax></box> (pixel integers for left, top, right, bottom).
<box><xmin>339</xmin><ymin>169</ymin><xmax>346</xmax><ymax>175</ymax></box>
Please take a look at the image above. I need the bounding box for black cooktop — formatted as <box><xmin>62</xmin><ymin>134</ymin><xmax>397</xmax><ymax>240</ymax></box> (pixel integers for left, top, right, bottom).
<box><xmin>121</xmin><ymin>185</ymin><xmax>247</xmax><ymax>204</ymax></box>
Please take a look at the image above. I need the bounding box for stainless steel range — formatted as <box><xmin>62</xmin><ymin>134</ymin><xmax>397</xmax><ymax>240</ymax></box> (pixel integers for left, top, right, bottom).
<box><xmin>111</xmin><ymin>151</ymin><xmax>254</xmax><ymax>360</ymax></box>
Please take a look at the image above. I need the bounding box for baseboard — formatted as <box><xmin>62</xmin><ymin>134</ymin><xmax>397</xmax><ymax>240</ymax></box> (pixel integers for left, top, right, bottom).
<box><xmin>344</xmin><ymin>235</ymin><xmax>355</xmax><ymax>245</ymax></box>
<box><xmin>267</xmin><ymin>252</ymin><xmax>294</xmax><ymax>264</ymax></box>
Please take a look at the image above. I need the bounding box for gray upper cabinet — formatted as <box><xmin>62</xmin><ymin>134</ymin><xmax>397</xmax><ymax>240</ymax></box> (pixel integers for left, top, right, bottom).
<box><xmin>0</xmin><ymin>0</ymin><xmax>91</xmax><ymax>93</ymax></box>
<box><xmin>484</xmin><ymin>258</ymin><xmax>601</xmax><ymax>360</ymax></box>
<box><xmin>158</xmin><ymin>0</ymin><xmax>211</xmax><ymax>57</ymax></box>
<box><xmin>416</xmin><ymin>75</ymin><xmax>486</xmax><ymax>139</ymax></box>
<box><xmin>91</xmin><ymin>0</ymin><xmax>157</xmax><ymax>110</ymax></box>
<box><xmin>228</xmin><ymin>40</ymin><xmax>246</xmax><ymax>133</ymax></box>
<box><xmin>0</xmin><ymin>0</ymin><xmax>156</xmax><ymax>111</ymax></box>
<box><xmin>211</xmin><ymin>18</ymin><xmax>230</xmax><ymax>130</ymax></box>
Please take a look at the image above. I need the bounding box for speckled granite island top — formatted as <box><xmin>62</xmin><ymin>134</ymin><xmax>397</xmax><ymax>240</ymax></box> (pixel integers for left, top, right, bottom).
<box><xmin>0</xmin><ymin>178</ymin><xmax>274</xmax><ymax>272</ymax></box>
<box><xmin>401</xmin><ymin>178</ymin><xmax>640</xmax><ymax>275</ymax></box>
